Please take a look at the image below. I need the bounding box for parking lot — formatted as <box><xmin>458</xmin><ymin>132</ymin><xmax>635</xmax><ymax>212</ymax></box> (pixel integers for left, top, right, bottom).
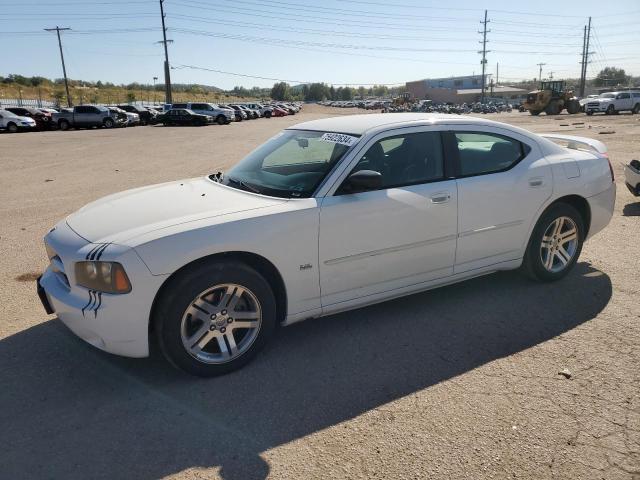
<box><xmin>0</xmin><ymin>104</ymin><xmax>638</xmax><ymax>479</ymax></box>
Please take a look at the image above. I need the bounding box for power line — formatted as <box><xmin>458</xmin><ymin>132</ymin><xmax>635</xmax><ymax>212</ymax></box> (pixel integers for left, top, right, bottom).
<box><xmin>172</xmin><ymin>64</ymin><xmax>405</xmax><ymax>86</ymax></box>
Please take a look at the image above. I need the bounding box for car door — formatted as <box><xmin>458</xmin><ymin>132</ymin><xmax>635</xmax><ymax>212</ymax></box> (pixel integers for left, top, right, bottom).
<box><xmin>318</xmin><ymin>127</ymin><xmax>458</xmax><ymax>308</ymax></box>
<box><xmin>617</xmin><ymin>92</ymin><xmax>632</xmax><ymax>111</ymax></box>
<box><xmin>451</xmin><ymin>128</ymin><xmax>552</xmax><ymax>273</ymax></box>
<box><xmin>74</xmin><ymin>106</ymin><xmax>89</xmax><ymax>126</ymax></box>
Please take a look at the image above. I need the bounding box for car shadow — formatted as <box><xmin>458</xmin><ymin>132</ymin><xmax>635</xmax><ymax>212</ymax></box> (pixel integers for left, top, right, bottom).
<box><xmin>0</xmin><ymin>263</ymin><xmax>612</xmax><ymax>480</ymax></box>
<box><xmin>622</xmin><ymin>201</ymin><xmax>640</xmax><ymax>216</ymax></box>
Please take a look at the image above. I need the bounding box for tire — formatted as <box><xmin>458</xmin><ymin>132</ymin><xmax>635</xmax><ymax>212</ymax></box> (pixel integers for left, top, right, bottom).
<box><xmin>216</xmin><ymin>115</ymin><xmax>226</xmax><ymax>125</ymax></box>
<box><xmin>566</xmin><ymin>100</ymin><xmax>580</xmax><ymax>114</ymax></box>
<box><xmin>521</xmin><ymin>203</ymin><xmax>585</xmax><ymax>282</ymax></box>
<box><xmin>103</xmin><ymin>118</ymin><xmax>115</xmax><ymax>128</ymax></box>
<box><xmin>632</xmin><ymin>103</ymin><xmax>640</xmax><ymax>114</ymax></box>
<box><xmin>586</xmin><ymin>111</ymin><xmax>594</xmax><ymax>116</ymax></box>
<box><xmin>264</xmin><ymin>111</ymin><xmax>272</xmax><ymax>119</ymax></box>
<box><xmin>606</xmin><ymin>105</ymin><xmax>615</xmax><ymax>115</ymax></box>
<box><xmin>7</xmin><ymin>122</ymin><xmax>18</xmax><ymax>133</ymax></box>
<box><xmin>58</xmin><ymin>119</ymin><xmax>70</xmax><ymax>131</ymax></box>
<box><xmin>530</xmin><ymin>110</ymin><xmax>541</xmax><ymax>116</ymax></box>
<box><xmin>155</xmin><ymin>261</ymin><xmax>277</xmax><ymax>377</ymax></box>
<box><xmin>545</xmin><ymin>101</ymin><xmax>561</xmax><ymax>116</ymax></box>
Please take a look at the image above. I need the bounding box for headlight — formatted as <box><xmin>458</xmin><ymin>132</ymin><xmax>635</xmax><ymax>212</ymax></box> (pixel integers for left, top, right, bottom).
<box><xmin>75</xmin><ymin>261</ymin><xmax>132</xmax><ymax>294</ymax></box>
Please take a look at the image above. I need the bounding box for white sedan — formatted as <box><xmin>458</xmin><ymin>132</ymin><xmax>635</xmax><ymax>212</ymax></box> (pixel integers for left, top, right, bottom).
<box><xmin>38</xmin><ymin>114</ymin><xmax>616</xmax><ymax>376</ymax></box>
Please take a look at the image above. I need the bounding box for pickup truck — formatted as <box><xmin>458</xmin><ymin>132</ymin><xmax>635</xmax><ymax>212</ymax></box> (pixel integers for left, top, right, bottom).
<box><xmin>52</xmin><ymin>105</ymin><xmax>120</xmax><ymax>130</ymax></box>
<box><xmin>585</xmin><ymin>91</ymin><xmax>640</xmax><ymax>115</ymax></box>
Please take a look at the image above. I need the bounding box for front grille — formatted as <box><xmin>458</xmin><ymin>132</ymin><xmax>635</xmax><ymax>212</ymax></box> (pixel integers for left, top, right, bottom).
<box><xmin>587</xmin><ymin>102</ymin><xmax>600</xmax><ymax>107</ymax></box>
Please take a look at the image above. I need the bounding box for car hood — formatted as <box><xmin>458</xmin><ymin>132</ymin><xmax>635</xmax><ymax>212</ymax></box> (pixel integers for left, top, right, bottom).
<box><xmin>591</xmin><ymin>98</ymin><xmax>613</xmax><ymax>103</ymax></box>
<box><xmin>66</xmin><ymin>177</ymin><xmax>287</xmax><ymax>244</ymax></box>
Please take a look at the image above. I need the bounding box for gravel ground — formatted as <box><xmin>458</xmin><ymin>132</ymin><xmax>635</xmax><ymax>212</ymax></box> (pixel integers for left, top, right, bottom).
<box><xmin>0</xmin><ymin>105</ymin><xmax>638</xmax><ymax>480</ymax></box>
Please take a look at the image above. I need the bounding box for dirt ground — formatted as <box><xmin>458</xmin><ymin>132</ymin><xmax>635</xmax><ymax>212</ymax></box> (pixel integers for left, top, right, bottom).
<box><xmin>0</xmin><ymin>105</ymin><xmax>638</xmax><ymax>480</ymax></box>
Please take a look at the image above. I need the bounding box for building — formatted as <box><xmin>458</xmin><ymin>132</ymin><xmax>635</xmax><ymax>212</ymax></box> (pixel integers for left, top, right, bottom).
<box><xmin>406</xmin><ymin>75</ymin><xmax>526</xmax><ymax>103</ymax></box>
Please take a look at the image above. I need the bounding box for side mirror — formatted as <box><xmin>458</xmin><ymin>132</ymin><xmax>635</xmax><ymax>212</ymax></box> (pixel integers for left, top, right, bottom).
<box><xmin>344</xmin><ymin>170</ymin><xmax>383</xmax><ymax>192</ymax></box>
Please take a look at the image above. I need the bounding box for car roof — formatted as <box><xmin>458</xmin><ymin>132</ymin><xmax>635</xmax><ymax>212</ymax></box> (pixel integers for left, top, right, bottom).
<box><xmin>289</xmin><ymin>113</ymin><xmax>525</xmax><ymax>136</ymax></box>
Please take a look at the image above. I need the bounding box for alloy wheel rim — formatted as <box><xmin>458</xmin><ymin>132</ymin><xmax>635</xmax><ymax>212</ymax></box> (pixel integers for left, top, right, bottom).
<box><xmin>180</xmin><ymin>283</ymin><xmax>262</xmax><ymax>364</ymax></box>
<box><xmin>539</xmin><ymin>216</ymin><xmax>578</xmax><ymax>273</ymax></box>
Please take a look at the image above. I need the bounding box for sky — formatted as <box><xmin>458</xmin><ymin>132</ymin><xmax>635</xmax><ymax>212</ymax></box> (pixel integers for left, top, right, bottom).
<box><xmin>1</xmin><ymin>0</ymin><xmax>639</xmax><ymax>90</ymax></box>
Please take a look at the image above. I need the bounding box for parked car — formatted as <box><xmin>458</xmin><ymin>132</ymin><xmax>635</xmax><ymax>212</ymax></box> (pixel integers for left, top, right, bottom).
<box><xmin>5</xmin><ymin>107</ymin><xmax>52</xmax><ymax>130</ymax></box>
<box><xmin>117</xmin><ymin>105</ymin><xmax>157</xmax><ymax>125</ymax></box>
<box><xmin>169</xmin><ymin>102</ymin><xmax>234</xmax><ymax>125</ymax></box>
<box><xmin>234</xmin><ymin>105</ymin><xmax>259</xmax><ymax>119</ymax></box>
<box><xmin>157</xmin><ymin>108</ymin><xmax>211</xmax><ymax>126</ymax></box>
<box><xmin>52</xmin><ymin>105</ymin><xmax>120</xmax><ymax>130</ymax></box>
<box><xmin>277</xmin><ymin>103</ymin><xmax>296</xmax><ymax>114</ymax></box>
<box><xmin>585</xmin><ymin>91</ymin><xmax>640</xmax><ymax>115</ymax></box>
<box><xmin>625</xmin><ymin>159</ymin><xmax>640</xmax><ymax>196</ymax></box>
<box><xmin>37</xmin><ymin>114</ymin><xmax>616</xmax><ymax>376</ymax></box>
<box><xmin>0</xmin><ymin>109</ymin><xmax>37</xmax><ymax>132</ymax></box>
<box><xmin>109</xmin><ymin>107</ymin><xmax>138</xmax><ymax>127</ymax></box>
<box><xmin>270</xmin><ymin>105</ymin><xmax>289</xmax><ymax>117</ymax></box>
<box><xmin>224</xmin><ymin>104</ymin><xmax>248</xmax><ymax>121</ymax></box>
<box><xmin>245</xmin><ymin>103</ymin><xmax>273</xmax><ymax>118</ymax></box>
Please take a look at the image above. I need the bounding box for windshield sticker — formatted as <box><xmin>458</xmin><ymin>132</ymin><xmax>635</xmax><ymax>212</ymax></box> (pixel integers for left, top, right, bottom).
<box><xmin>320</xmin><ymin>132</ymin><xmax>358</xmax><ymax>147</ymax></box>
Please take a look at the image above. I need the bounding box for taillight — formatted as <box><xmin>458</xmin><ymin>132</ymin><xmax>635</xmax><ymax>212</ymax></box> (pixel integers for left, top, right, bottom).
<box><xmin>605</xmin><ymin>155</ymin><xmax>614</xmax><ymax>182</ymax></box>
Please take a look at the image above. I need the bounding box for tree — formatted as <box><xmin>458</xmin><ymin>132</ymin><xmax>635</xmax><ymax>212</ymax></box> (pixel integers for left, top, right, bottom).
<box><xmin>329</xmin><ymin>85</ymin><xmax>336</xmax><ymax>100</ymax></box>
<box><xmin>593</xmin><ymin>67</ymin><xmax>631</xmax><ymax>87</ymax></box>
<box><xmin>271</xmin><ymin>82</ymin><xmax>290</xmax><ymax>100</ymax></box>
<box><xmin>126</xmin><ymin>92</ymin><xmax>136</xmax><ymax>103</ymax></box>
<box><xmin>306</xmin><ymin>83</ymin><xmax>329</xmax><ymax>102</ymax></box>
<box><xmin>340</xmin><ymin>87</ymin><xmax>353</xmax><ymax>100</ymax></box>
<box><xmin>357</xmin><ymin>86</ymin><xmax>366</xmax><ymax>99</ymax></box>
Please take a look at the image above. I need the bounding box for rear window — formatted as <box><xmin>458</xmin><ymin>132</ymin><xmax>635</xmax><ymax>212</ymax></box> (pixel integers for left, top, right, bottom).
<box><xmin>172</xmin><ymin>103</ymin><xmax>187</xmax><ymax>109</ymax></box>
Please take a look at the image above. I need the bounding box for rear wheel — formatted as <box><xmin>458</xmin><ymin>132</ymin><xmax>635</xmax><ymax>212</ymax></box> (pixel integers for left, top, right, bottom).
<box><xmin>522</xmin><ymin>203</ymin><xmax>584</xmax><ymax>282</ymax></box>
<box><xmin>155</xmin><ymin>261</ymin><xmax>277</xmax><ymax>377</ymax></box>
<box><xmin>264</xmin><ymin>110</ymin><xmax>272</xmax><ymax>118</ymax></box>
<box><xmin>7</xmin><ymin>122</ymin><xmax>18</xmax><ymax>133</ymax></box>
<box><xmin>216</xmin><ymin>115</ymin><xmax>226</xmax><ymax>125</ymax></box>
<box><xmin>632</xmin><ymin>103</ymin><xmax>640</xmax><ymax>114</ymax></box>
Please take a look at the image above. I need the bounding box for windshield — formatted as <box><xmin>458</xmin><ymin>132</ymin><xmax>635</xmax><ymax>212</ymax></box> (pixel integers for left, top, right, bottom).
<box><xmin>219</xmin><ymin>129</ymin><xmax>359</xmax><ymax>198</ymax></box>
<box><xmin>601</xmin><ymin>93</ymin><xmax>615</xmax><ymax>98</ymax></box>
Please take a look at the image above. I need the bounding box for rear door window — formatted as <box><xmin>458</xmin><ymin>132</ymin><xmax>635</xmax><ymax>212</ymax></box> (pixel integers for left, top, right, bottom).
<box><xmin>452</xmin><ymin>132</ymin><xmax>530</xmax><ymax>177</ymax></box>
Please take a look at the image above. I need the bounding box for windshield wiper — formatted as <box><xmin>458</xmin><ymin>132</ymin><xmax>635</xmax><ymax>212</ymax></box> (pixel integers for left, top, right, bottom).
<box><xmin>226</xmin><ymin>176</ymin><xmax>263</xmax><ymax>194</ymax></box>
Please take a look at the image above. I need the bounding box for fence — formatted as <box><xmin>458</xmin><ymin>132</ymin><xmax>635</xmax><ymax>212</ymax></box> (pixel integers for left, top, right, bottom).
<box><xmin>0</xmin><ymin>98</ymin><xmax>58</xmax><ymax>109</ymax></box>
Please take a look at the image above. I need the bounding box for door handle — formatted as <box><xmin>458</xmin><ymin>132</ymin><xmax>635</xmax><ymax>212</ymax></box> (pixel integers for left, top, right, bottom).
<box><xmin>430</xmin><ymin>192</ymin><xmax>451</xmax><ymax>204</ymax></box>
<box><xmin>528</xmin><ymin>177</ymin><xmax>544</xmax><ymax>187</ymax></box>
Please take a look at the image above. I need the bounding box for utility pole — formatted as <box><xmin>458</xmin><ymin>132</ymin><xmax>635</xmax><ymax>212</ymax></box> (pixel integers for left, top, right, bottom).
<box><xmin>44</xmin><ymin>26</ymin><xmax>72</xmax><ymax>107</ymax></box>
<box><xmin>496</xmin><ymin>62</ymin><xmax>499</xmax><ymax>86</ymax></box>
<box><xmin>549</xmin><ymin>71</ymin><xmax>554</xmax><ymax>80</ymax></box>
<box><xmin>158</xmin><ymin>0</ymin><xmax>172</xmax><ymax>104</ymax></box>
<box><xmin>478</xmin><ymin>10</ymin><xmax>490</xmax><ymax>104</ymax></box>
<box><xmin>580</xmin><ymin>17</ymin><xmax>591</xmax><ymax>97</ymax></box>
<box><xmin>579</xmin><ymin>25</ymin><xmax>588</xmax><ymax>97</ymax></box>
<box><xmin>537</xmin><ymin>62</ymin><xmax>546</xmax><ymax>83</ymax></box>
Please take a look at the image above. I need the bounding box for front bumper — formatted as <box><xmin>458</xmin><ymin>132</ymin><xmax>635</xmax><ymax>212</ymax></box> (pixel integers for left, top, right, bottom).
<box><xmin>38</xmin><ymin>221</ymin><xmax>168</xmax><ymax>358</ymax></box>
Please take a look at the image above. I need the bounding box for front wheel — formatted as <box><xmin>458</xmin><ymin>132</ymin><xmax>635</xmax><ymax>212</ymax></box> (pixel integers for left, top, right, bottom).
<box><xmin>264</xmin><ymin>111</ymin><xmax>272</xmax><ymax>119</ymax></box>
<box><xmin>522</xmin><ymin>203</ymin><xmax>584</xmax><ymax>282</ymax></box>
<box><xmin>7</xmin><ymin>122</ymin><xmax>18</xmax><ymax>133</ymax></box>
<box><xmin>216</xmin><ymin>115</ymin><xmax>226</xmax><ymax>125</ymax></box>
<box><xmin>103</xmin><ymin>118</ymin><xmax>115</xmax><ymax>128</ymax></box>
<box><xmin>155</xmin><ymin>261</ymin><xmax>277</xmax><ymax>377</ymax></box>
<box><xmin>606</xmin><ymin>105</ymin><xmax>615</xmax><ymax>115</ymax></box>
